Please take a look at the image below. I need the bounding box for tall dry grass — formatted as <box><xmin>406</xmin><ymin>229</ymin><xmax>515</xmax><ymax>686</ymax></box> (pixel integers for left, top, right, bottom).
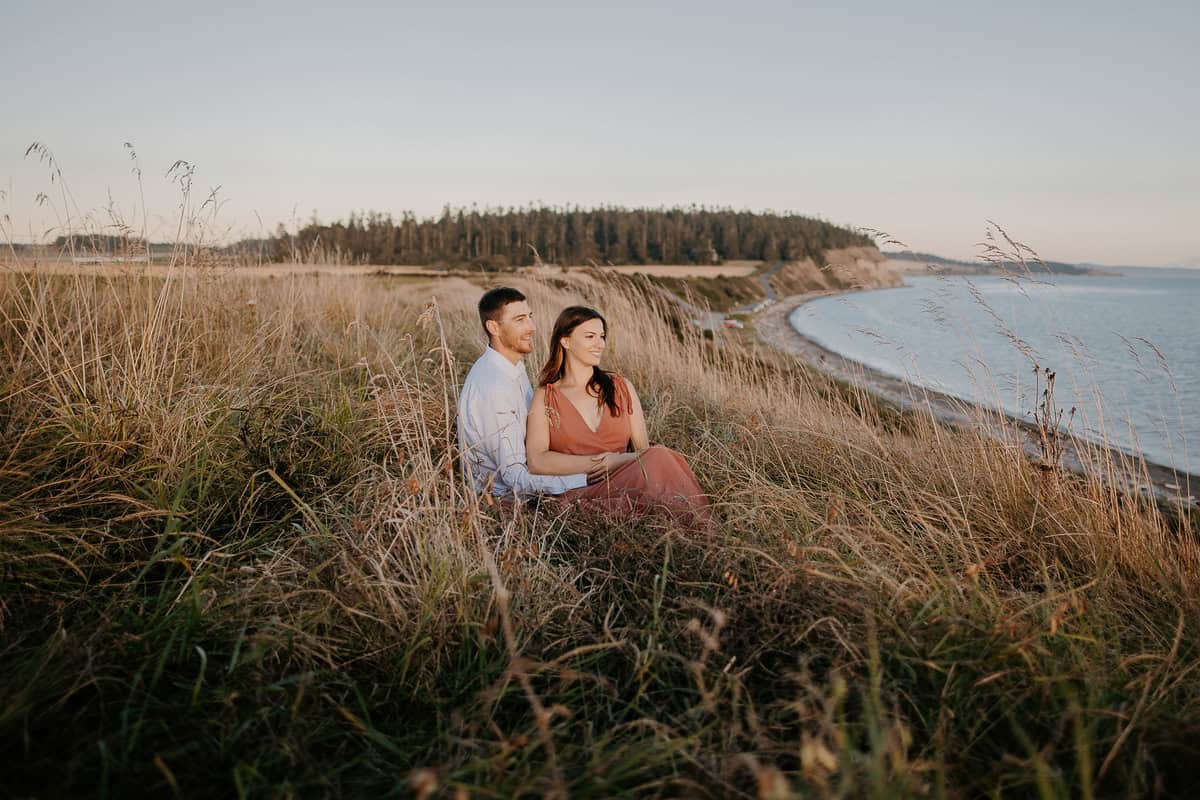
<box><xmin>2</xmin><ymin>260</ymin><xmax>1200</xmax><ymax>798</ymax></box>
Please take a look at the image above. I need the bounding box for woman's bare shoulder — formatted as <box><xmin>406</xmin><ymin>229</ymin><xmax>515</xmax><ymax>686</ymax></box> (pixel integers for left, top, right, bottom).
<box><xmin>612</xmin><ymin>373</ymin><xmax>639</xmax><ymax>394</ymax></box>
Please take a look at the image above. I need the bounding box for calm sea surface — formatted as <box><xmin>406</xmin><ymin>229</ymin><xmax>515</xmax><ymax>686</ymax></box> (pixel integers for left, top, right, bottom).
<box><xmin>788</xmin><ymin>268</ymin><xmax>1200</xmax><ymax>474</ymax></box>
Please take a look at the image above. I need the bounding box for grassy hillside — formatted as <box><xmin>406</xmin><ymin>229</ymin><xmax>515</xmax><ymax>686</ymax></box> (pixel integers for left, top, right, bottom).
<box><xmin>645</xmin><ymin>273</ymin><xmax>765</xmax><ymax>312</ymax></box>
<box><xmin>640</xmin><ymin>246</ymin><xmax>905</xmax><ymax>313</ymax></box>
<box><xmin>2</xmin><ymin>268</ymin><xmax>1198</xmax><ymax>797</ymax></box>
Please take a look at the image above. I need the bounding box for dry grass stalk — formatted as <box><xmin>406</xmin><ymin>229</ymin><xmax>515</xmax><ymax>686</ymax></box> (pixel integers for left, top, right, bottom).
<box><xmin>1</xmin><ymin>222</ymin><xmax>1199</xmax><ymax>796</ymax></box>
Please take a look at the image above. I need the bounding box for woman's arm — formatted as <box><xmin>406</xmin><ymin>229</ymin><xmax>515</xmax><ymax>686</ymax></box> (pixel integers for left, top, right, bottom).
<box><xmin>585</xmin><ymin>378</ymin><xmax>650</xmax><ymax>481</ymax></box>
<box><xmin>526</xmin><ymin>387</ymin><xmax>609</xmax><ymax>475</ymax></box>
<box><xmin>623</xmin><ymin>378</ymin><xmax>651</xmax><ymax>451</ymax></box>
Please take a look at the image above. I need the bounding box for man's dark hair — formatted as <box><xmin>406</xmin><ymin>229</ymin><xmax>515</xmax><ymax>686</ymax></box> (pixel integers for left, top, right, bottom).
<box><xmin>478</xmin><ymin>286</ymin><xmax>526</xmax><ymax>341</ymax></box>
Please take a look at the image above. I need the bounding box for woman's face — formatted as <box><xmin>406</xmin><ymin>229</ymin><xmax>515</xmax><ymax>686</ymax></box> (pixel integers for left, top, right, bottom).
<box><xmin>562</xmin><ymin>317</ymin><xmax>606</xmax><ymax>368</ymax></box>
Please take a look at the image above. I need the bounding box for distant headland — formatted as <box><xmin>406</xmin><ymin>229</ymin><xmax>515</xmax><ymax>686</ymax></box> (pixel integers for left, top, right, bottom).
<box><xmin>882</xmin><ymin>250</ymin><xmax>1113</xmax><ymax>276</ymax></box>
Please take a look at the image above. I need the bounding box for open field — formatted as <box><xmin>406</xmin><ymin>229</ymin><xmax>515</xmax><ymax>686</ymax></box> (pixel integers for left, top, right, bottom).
<box><xmin>0</xmin><ymin>257</ymin><xmax>761</xmax><ymax>280</ymax></box>
<box><xmin>599</xmin><ymin>261</ymin><xmax>762</xmax><ymax>278</ymax></box>
<box><xmin>3</xmin><ymin>267</ymin><xmax>1200</xmax><ymax>797</ymax></box>
<box><xmin>0</xmin><ymin>258</ymin><xmax>450</xmax><ymax>278</ymax></box>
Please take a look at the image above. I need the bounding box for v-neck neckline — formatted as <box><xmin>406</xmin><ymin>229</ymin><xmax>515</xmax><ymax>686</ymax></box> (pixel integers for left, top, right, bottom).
<box><xmin>554</xmin><ymin>384</ymin><xmax>604</xmax><ymax>435</ymax></box>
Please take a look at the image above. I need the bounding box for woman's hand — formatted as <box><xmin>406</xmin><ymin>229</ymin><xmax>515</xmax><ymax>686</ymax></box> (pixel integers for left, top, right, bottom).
<box><xmin>586</xmin><ymin>451</ymin><xmax>636</xmax><ymax>484</ymax></box>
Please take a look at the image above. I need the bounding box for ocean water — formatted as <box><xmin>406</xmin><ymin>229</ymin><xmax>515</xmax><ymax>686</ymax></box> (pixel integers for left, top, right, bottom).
<box><xmin>788</xmin><ymin>268</ymin><xmax>1200</xmax><ymax>474</ymax></box>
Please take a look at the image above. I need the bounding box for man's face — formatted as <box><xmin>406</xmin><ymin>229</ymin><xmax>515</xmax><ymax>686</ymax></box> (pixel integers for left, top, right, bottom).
<box><xmin>489</xmin><ymin>300</ymin><xmax>536</xmax><ymax>356</ymax></box>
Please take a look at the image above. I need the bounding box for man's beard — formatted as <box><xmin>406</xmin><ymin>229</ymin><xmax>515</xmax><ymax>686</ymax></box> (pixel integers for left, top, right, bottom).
<box><xmin>503</xmin><ymin>332</ymin><xmax>533</xmax><ymax>355</ymax></box>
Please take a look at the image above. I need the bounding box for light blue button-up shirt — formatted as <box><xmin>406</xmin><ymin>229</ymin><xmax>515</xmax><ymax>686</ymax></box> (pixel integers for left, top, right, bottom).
<box><xmin>457</xmin><ymin>346</ymin><xmax>588</xmax><ymax>499</ymax></box>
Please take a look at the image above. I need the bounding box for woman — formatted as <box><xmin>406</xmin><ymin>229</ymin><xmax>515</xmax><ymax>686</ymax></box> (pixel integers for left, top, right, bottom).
<box><xmin>526</xmin><ymin>305</ymin><xmax>712</xmax><ymax>525</ymax></box>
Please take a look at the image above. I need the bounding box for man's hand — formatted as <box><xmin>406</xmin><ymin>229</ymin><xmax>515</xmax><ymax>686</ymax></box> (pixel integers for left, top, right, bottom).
<box><xmin>586</xmin><ymin>451</ymin><xmax>635</xmax><ymax>484</ymax></box>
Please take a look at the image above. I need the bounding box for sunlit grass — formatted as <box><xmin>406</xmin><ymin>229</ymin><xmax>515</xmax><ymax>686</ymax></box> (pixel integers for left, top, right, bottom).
<box><xmin>1</xmin><ymin>249</ymin><xmax>1199</xmax><ymax>798</ymax></box>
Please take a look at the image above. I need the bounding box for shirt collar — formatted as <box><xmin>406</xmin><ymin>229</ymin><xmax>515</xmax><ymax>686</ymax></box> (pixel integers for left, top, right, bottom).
<box><xmin>483</xmin><ymin>345</ymin><xmax>525</xmax><ymax>380</ymax></box>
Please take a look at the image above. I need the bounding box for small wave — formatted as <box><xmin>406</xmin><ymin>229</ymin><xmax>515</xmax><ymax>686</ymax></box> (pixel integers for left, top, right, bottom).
<box><xmin>789</xmin><ymin>274</ymin><xmax>1200</xmax><ymax>472</ymax></box>
<box><xmin>975</xmin><ymin>283</ymin><xmax>1166</xmax><ymax>297</ymax></box>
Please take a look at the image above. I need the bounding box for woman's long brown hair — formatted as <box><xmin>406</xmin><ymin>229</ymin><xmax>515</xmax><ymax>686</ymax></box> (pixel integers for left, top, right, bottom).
<box><xmin>537</xmin><ymin>306</ymin><xmax>622</xmax><ymax>416</ymax></box>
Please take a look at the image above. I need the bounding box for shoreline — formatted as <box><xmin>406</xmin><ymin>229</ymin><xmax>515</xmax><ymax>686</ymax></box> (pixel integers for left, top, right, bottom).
<box><xmin>751</xmin><ymin>291</ymin><xmax>1198</xmax><ymax>510</ymax></box>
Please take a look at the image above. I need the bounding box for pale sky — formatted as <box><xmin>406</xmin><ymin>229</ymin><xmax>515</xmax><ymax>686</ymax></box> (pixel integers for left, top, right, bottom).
<box><xmin>3</xmin><ymin>0</ymin><xmax>1197</xmax><ymax>266</ymax></box>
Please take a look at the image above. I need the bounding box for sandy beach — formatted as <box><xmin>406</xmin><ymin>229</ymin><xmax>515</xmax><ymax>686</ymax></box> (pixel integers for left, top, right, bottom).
<box><xmin>753</xmin><ymin>292</ymin><xmax>1198</xmax><ymax>509</ymax></box>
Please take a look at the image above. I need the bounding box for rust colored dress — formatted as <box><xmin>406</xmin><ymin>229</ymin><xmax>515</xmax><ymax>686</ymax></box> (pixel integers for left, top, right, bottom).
<box><xmin>544</xmin><ymin>375</ymin><xmax>712</xmax><ymax>525</ymax></box>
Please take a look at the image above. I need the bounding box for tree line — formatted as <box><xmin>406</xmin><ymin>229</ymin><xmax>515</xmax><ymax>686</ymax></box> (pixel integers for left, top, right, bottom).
<box><xmin>270</xmin><ymin>206</ymin><xmax>874</xmax><ymax>267</ymax></box>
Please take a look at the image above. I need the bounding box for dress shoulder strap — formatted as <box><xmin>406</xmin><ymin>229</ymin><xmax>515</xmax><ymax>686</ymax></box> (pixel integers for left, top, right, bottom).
<box><xmin>541</xmin><ymin>382</ymin><xmax>564</xmax><ymax>428</ymax></box>
<box><xmin>611</xmin><ymin>373</ymin><xmax>634</xmax><ymax>416</ymax></box>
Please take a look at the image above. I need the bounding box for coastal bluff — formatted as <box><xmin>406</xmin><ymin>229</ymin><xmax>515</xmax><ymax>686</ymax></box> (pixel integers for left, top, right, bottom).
<box><xmin>769</xmin><ymin>246</ymin><xmax>910</xmax><ymax>296</ymax></box>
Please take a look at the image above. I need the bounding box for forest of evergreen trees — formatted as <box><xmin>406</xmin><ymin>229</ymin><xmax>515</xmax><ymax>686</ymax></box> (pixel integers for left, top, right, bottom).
<box><xmin>270</xmin><ymin>206</ymin><xmax>874</xmax><ymax>267</ymax></box>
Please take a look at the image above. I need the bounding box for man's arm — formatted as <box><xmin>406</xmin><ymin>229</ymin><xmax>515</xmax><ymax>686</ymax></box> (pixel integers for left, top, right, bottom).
<box><xmin>461</xmin><ymin>382</ymin><xmax>587</xmax><ymax>497</ymax></box>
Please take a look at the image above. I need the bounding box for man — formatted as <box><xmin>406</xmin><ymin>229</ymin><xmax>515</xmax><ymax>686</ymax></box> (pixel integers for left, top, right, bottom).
<box><xmin>457</xmin><ymin>287</ymin><xmax>588</xmax><ymax>500</ymax></box>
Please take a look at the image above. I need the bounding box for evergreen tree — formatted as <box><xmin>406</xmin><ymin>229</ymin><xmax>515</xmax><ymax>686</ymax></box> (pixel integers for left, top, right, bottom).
<box><xmin>267</xmin><ymin>205</ymin><xmax>872</xmax><ymax>268</ymax></box>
